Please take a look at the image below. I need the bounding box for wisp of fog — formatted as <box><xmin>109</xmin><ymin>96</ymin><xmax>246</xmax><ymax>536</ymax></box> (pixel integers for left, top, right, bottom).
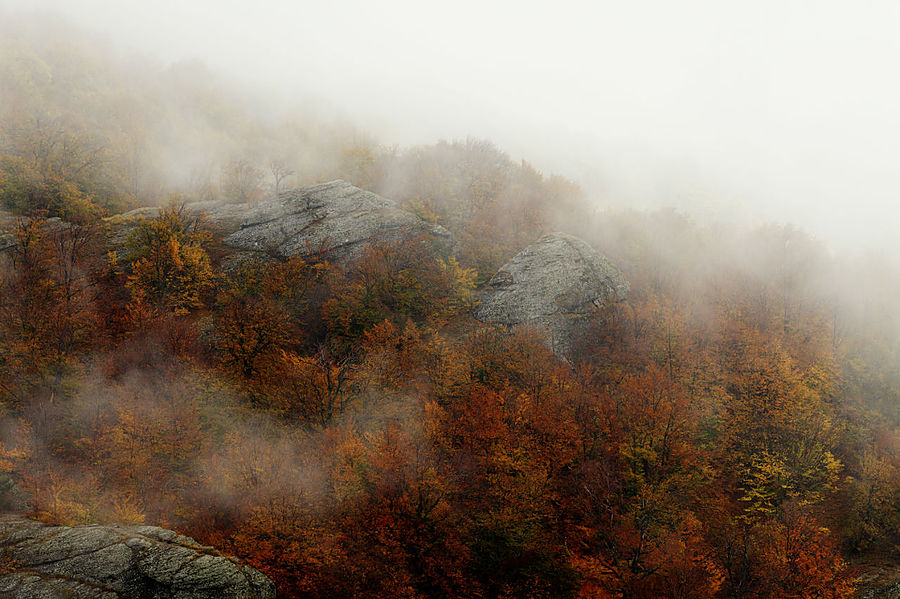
<box><xmin>3</xmin><ymin>0</ymin><xmax>900</xmax><ymax>255</ymax></box>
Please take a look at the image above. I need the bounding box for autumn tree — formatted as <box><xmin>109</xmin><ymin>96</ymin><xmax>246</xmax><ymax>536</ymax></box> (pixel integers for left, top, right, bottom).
<box><xmin>221</xmin><ymin>159</ymin><xmax>265</xmax><ymax>204</ymax></box>
<box><xmin>277</xmin><ymin>348</ymin><xmax>355</xmax><ymax>426</ymax></box>
<box><xmin>125</xmin><ymin>205</ymin><xmax>214</xmax><ymax>315</ymax></box>
<box><xmin>718</xmin><ymin>331</ymin><xmax>842</xmax><ymax>519</ymax></box>
<box><xmin>323</xmin><ymin>240</ymin><xmax>474</xmax><ymax>354</ymax></box>
<box><xmin>0</xmin><ymin>215</ymin><xmax>100</xmax><ymax>403</ymax></box>
<box><xmin>268</xmin><ymin>159</ymin><xmax>295</xmax><ymax>196</ymax></box>
<box><xmin>0</xmin><ymin>115</ymin><xmax>107</xmax><ymax>219</ymax></box>
<box><xmin>214</xmin><ymin>256</ymin><xmax>326</xmax><ymax>385</ymax></box>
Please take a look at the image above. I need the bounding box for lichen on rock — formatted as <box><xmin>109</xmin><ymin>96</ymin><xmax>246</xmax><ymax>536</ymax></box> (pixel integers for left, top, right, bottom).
<box><xmin>0</xmin><ymin>516</ymin><xmax>275</xmax><ymax>599</ymax></box>
<box><xmin>474</xmin><ymin>232</ymin><xmax>628</xmax><ymax>357</ymax></box>
<box><xmin>224</xmin><ymin>179</ymin><xmax>452</xmax><ymax>263</ymax></box>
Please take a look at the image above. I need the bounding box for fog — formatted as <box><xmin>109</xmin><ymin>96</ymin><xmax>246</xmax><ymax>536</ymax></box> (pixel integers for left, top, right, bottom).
<box><xmin>3</xmin><ymin>0</ymin><xmax>900</xmax><ymax>253</ymax></box>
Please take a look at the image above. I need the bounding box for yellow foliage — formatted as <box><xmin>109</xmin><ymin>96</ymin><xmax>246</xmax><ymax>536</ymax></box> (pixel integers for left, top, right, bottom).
<box><xmin>125</xmin><ymin>206</ymin><xmax>213</xmax><ymax>314</ymax></box>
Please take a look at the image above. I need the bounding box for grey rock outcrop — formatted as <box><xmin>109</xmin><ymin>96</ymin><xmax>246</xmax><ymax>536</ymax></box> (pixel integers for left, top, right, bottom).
<box><xmin>474</xmin><ymin>232</ymin><xmax>628</xmax><ymax>356</ymax></box>
<box><xmin>0</xmin><ymin>516</ymin><xmax>275</xmax><ymax>599</ymax></box>
<box><xmin>224</xmin><ymin>180</ymin><xmax>452</xmax><ymax>263</ymax></box>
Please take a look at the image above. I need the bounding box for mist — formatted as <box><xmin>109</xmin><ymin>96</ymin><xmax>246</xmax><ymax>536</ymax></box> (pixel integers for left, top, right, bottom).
<box><xmin>7</xmin><ymin>5</ymin><xmax>900</xmax><ymax>595</ymax></box>
<box><xmin>3</xmin><ymin>0</ymin><xmax>898</xmax><ymax>254</ymax></box>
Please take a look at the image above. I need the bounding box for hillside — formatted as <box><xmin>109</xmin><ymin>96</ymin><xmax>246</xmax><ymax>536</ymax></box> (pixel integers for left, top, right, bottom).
<box><xmin>2</xmin><ymin>16</ymin><xmax>900</xmax><ymax>599</ymax></box>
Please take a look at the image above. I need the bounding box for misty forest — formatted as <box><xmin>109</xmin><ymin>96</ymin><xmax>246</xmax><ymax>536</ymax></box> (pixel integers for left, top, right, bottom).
<box><xmin>2</xmin><ymin>9</ymin><xmax>900</xmax><ymax>599</ymax></box>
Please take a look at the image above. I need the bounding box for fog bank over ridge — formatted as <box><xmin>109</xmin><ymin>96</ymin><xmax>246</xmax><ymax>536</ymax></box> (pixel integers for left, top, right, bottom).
<box><xmin>3</xmin><ymin>0</ymin><xmax>900</xmax><ymax>254</ymax></box>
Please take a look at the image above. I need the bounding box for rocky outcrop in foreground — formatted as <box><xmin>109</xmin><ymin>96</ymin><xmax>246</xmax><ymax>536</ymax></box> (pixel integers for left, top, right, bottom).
<box><xmin>474</xmin><ymin>232</ymin><xmax>628</xmax><ymax>356</ymax></box>
<box><xmin>0</xmin><ymin>516</ymin><xmax>275</xmax><ymax>598</ymax></box>
<box><xmin>225</xmin><ymin>180</ymin><xmax>452</xmax><ymax>263</ymax></box>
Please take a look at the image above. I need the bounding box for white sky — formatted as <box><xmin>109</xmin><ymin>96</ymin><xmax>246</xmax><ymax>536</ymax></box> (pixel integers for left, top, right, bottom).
<box><xmin>3</xmin><ymin>0</ymin><xmax>900</xmax><ymax>253</ymax></box>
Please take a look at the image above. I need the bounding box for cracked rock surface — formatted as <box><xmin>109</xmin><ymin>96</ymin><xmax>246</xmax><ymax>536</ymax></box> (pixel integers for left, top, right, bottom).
<box><xmin>474</xmin><ymin>232</ymin><xmax>628</xmax><ymax>357</ymax></box>
<box><xmin>0</xmin><ymin>515</ymin><xmax>275</xmax><ymax>598</ymax></box>
<box><xmin>224</xmin><ymin>180</ymin><xmax>452</xmax><ymax>263</ymax></box>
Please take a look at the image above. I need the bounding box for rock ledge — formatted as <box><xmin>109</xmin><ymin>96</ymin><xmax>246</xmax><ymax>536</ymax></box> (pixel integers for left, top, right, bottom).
<box><xmin>224</xmin><ymin>180</ymin><xmax>451</xmax><ymax>262</ymax></box>
<box><xmin>0</xmin><ymin>516</ymin><xmax>275</xmax><ymax>598</ymax></box>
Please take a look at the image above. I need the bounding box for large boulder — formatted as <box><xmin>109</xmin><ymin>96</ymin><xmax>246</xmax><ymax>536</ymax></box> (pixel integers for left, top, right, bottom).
<box><xmin>224</xmin><ymin>180</ymin><xmax>452</xmax><ymax>263</ymax></box>
<box><xmin>474</xmin><ymin>232</ymin><xmax>628</xmax><ymax>357</ymax></box>
<box><xmin>0</xmin><ymin>516</ymin><xmax>275</xmax><ymax>599</ymax></box>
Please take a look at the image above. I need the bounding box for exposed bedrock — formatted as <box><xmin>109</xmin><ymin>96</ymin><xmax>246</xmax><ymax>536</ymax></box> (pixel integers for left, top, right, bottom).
<box><xmin>224</xmin><ymin>179</ymin><xmax>452</xmax><ymax>263</ymax></box>
<box><xmin>474</xmin><ymin>231</ymin><xmax>628</xmax><ymax>357</ymax></box>
<box><xmin>0</xmin><ymin>516</ymin><xmax>276</xmax><ymax>599</ymax></box>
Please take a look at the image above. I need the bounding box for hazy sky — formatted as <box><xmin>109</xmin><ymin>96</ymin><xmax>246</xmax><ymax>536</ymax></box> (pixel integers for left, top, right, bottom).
<box><xmin>3</xmin><ymin>0</ymin><xmax>900</xmax><ymax>253</ymax></box>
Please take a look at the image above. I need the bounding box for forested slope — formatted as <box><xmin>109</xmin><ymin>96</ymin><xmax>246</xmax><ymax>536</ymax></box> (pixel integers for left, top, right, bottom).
<box><xmin>2</xmin><ymin>17</ymin><xmax>900</xmax><ymax>599</ymax></box>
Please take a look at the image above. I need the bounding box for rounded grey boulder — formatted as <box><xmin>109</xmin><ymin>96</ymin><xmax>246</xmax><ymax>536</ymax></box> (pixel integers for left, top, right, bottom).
<box><xmin>474</xmin><ymin>232</ymin><xmax>628</xmax><ymax>356</ymax></box>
